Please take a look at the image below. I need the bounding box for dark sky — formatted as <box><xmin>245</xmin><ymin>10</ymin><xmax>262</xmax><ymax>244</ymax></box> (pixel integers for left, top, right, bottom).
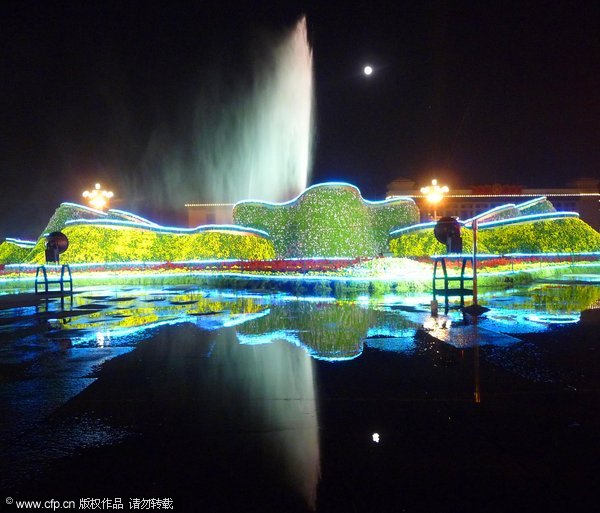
<box><xmin>1</xmin><ymin>0</ymin><xmax>598</xmax><ymax>237</ymax></box>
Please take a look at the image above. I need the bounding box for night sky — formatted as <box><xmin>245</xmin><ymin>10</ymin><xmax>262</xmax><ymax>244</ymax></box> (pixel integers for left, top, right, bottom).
<box><xmin>1</xmin><ymin>0</ymin><xmax>598</xmax><ymax>238</ymax></box>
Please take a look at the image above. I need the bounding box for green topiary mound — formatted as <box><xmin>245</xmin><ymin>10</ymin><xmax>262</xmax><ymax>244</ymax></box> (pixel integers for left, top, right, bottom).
<box><xmin>41</xmin><ymin>203</ymin><xmax>110</xmax><ymax>234</ymax></box>
<box><xmin>389</xmin><ymin>217</ymin><xmax>600</xmax><ymax>257</ymax></box>
<box><xmin>0</xmin><ymin>239</ymin><xmax>36</xmax><ymax>265</ymax></box>
<box><xmin>478</xmin><ymin>217</ymin><xmax>600</xmax><ymax>254</ymax></box>
<box><xmin>233</xmin><ymin>183</ymin><xmax>419</xmax><ymax>258</ymax></box>
<box><xmin>25</xmin><ymin>224</ymin><xmax>275</xmax><ymax>264</ymax></box>
<box><xmin>389</xmin><ymin>226</ymin><xmax>481</xmax><ymax>257</ymax></box>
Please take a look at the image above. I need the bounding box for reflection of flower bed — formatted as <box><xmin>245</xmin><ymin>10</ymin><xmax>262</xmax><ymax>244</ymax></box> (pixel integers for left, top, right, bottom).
<box><xmin>238</xmin><ymin>301</ymin><xmax>375</xmax><ymax>359</ymax></box>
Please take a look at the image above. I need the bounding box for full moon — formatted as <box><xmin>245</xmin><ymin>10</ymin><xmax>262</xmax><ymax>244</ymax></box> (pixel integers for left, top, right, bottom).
<box><xmin>363</xmin><ymin>65</ymin><xmax>373</xmax><ymax>76</ymax></box>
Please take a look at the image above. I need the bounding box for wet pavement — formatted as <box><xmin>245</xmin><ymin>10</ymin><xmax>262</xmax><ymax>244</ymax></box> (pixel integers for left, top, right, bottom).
<box><xmin>0</xmin><ymin>281</ymin><xmax>599</xmax><ymax>512</ymax></box>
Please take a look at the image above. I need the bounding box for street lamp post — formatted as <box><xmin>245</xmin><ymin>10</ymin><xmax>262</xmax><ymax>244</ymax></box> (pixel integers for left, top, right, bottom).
<box><xmin>420</xmin><ymin>179</ymin><xmax>449</xmax><ymax>220</ymax></box>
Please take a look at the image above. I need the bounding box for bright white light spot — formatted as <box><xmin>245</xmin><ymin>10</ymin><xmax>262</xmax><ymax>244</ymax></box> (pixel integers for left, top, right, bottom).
<box><xmin>363</xmin><ymin>65</ymin><xmax>373</xmax><ymax>76</ymax></box>
<box><xmin>372</xmin><ymin>432</ymin><xmax>380</xmax><ymax>443</ymax></box>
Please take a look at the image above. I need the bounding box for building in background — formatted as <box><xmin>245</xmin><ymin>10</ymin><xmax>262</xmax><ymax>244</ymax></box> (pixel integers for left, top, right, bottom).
<box><xmin>185</xmin><ymin>203</ymin><xmax>234</xmax><ymax>226</ymax></box>
<box><xmin>387</xmin><ymin>178</ymin><xmax>600</xmax><ymax>230</ymax></box>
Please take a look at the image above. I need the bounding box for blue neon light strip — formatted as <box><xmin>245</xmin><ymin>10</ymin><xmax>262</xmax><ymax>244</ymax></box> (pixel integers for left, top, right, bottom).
<box><xmin>463</xmin><ymin>203</ymin><xmax>517</xmax><ymax>224</ymax></box>
<box><xmin>63</xmin><ymin>218</ymin><xmax>270</xmax><ymax>237</ymax></box>
<box><xmin>234</xmin><ymin>182</ymin><xmax>415</xmax><ymax>209</ymax></box>
<box><xmin>237</xmin><ymin>330</ymin><xmax>363</xmax><ymax>362</ymax></box>
<box><xmin>61</xmin><ymin>202</ymin><xmax>109</xmax><ymax>217</ymax></box>
<box><xmin>394</xmin><ymin>210</ymin><xmax>580</xmax><ymax>237</ymax></box>
<box><xmin>107</xmin><ymin>209</ymin><xmax>160</xmax><ymax>226</ymax></box>
<box><xmin>477</xmin><ymin>211</ymin><xmax>579</xmax><ymax>229</ymax></box>
<box><xmin>389</xmin><ymin>221</ymin><xmax>438</xmax><ymax>237</ymax></box>
<box><xmin>4</xmin><ymin>238</ymin><xmax>37</xmax><ymax>248</ymax></box>
<box><xmin>514</xmin><ymin>196</ymin><xmax>547</xmax><ymax>210</ymax></box>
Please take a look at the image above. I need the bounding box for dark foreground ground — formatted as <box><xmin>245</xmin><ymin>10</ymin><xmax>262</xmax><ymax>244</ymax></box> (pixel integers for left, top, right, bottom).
<box><xmin>1</xmin><ymin>309</ymin><xmax>599</xmax><ymax>513</ymax></box>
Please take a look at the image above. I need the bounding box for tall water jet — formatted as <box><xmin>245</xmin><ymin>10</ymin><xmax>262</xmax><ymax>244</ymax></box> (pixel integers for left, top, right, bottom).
<box><xmin>137</xmin><ymin>16</ymin><xmax>314</xmax><ymax>209</ymax></box>
<box><xmin>200</xmin><ymin>15</ymin><xmax>314</xmax><ymax>203</ymax></box>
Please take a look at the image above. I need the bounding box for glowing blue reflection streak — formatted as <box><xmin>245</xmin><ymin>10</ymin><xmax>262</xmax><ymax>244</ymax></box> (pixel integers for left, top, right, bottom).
<box><xmin>237</xmin><ymin>329</ymin><xmax>363</xmax><ymax>362</ymax></box>
<box><xmin>221</xmin><ymin>309</ymin><xmax>270</xmax><ymax>328</ymax></box>
<box><xmin>526</xmin><ymin>313</ymin><xmax>580</xmax><ymax>324</ymax></box>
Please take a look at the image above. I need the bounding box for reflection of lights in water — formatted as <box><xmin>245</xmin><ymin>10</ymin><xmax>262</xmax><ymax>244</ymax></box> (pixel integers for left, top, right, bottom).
<box><xmin>237</xmin><ymin>331</ymin><xmax>364</xmax><ymax>362</ymax></box>
<box><xmin>96</xmin><ymin>332</ymin><xmax>110</xmax><ymax>347</ymax></box>
<box><xmin>280</xmin><ymin>295</ymin><xmax>336</xmax><ymax>303</ymax></box>
<box><xmin>221</xmin><ymin>309</ymin><xmax>270</xmax><ymax>328</ymax></box>
<box><xmin>527</xmin><ymin>313</ymin><xmax>580</xmax><ymax>324</ymax></box>
<box><xmin>372</xmin><ymin>432</ymin><xmax>380</xmax><ymax>443</ymax></box>
<box><xmin>423</xmin><ymin>315</ymin><xmax>452</xmax><ymax>331</ymax></box>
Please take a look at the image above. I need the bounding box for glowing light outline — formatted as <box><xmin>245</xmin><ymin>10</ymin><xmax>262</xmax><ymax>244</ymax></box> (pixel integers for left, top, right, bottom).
<box><xmin>526</xmin><ymin>313</ymin><xmax>580</xmax><ymax>324</ymax></box>
<box><xmin>107</xmin><ymin>209</ymin><xmax>160</xmax><ymax>226</ymax></box>
<box><xmin>392</xmin><ymin>208</ymin><xmax>581</xmax><ymax>237</ymax></box>
<box><xmin>389</xmin><ymin>221</ymin><xmax>438</xmax><ymax>237</ymax></box>
<box><xmin>514</xmin><ymin>196</ymin><xmax>547</xmax><ymax>210</ymax></box>
<box><xmin>476</xmin><ymin>211</ymin><xmax>579</xmax><ymax>229</ymax></box>
<box><xmin>4</xmin><ymin>238</ymin><xmax>37</xmax><ymax>248</ymax></box>
<box><xmin>233</xmin><ymin>182</ymin><xmax>415</xmax><ymax>209</ymax></box>
<box><xmin>463</xmin><ymin>203</ymin><xmax>518</xmax><ymax>224</ymax></box>
<box><xmin>63</xmin><ymin>219</ymin><xmax>271</xmax><ymax>238</ymax></box>
<box><xmin>61</xmin><ymin>202</ymin><xmax>110</xmax><ymax>217</ymax></box>
<box><xmin>237</xmin><ymin>329</ymin><xmax>363</xmax><ymax>362</ymax></box>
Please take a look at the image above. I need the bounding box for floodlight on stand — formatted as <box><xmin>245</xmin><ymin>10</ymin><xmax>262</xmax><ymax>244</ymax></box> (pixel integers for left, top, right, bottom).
<box><xmin>45</xmin><ymin>232</ymin><xmax>69</xmax><ymax>264</ymax></box>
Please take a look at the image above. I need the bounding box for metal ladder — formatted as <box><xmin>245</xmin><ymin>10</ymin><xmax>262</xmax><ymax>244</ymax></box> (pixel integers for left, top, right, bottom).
<box><xmin>432</xmin><ymin>256</ymin><xmax>473</xmax><ymax>313</ymax></box>
<box><xmin>35</xmin><ymin>264</ymin><xmax>73</xmax><ymax>294</ymax></box>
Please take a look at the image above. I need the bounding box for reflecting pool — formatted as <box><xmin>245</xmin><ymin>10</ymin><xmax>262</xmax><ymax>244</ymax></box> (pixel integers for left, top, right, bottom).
<box><xmin>1</xmin><ymin>281</ymin><xmax>599</xmax><ymax>512</ymax></box>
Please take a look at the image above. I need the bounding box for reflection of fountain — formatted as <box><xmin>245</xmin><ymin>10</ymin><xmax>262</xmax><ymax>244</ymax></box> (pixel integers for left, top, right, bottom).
<box><xmin>211</xmin><ymin>328</ymin><xmax>320</xmax><ymax>509</ymax></box>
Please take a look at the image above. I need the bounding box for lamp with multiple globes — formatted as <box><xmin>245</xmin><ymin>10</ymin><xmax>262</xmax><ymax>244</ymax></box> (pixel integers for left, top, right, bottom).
<box><xmin>420</xmin><ymin>179</ymin><xmax>449</xmax><ymax>220</ymax></box>
<box><xmin>82</xmin><ymin>183</ymin><xmax>114</xmax><ymax>210</ymax></box>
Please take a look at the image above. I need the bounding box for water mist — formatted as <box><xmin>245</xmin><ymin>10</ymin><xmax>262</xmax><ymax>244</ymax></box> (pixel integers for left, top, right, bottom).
<box><xmin>138</xmin><ymin>16</ymin><xmax>314</xmax><ymax>208</ymax></box>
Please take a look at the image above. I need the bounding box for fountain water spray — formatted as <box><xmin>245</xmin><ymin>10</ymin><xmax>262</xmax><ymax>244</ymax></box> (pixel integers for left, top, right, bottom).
<box><xmin>138</xmin><ymin>16</ymin><xmax>314</xmax><ymax>208</ymax></box>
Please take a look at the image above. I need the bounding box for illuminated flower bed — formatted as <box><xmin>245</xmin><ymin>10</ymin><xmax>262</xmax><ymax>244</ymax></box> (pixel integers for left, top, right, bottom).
<box><xmin>423</xmin><ymin>253</ymin><xmax>600</xmax><ymax>273</ymax></box>
<box><xmin>391</xmin><ymin>217</ymin><xmax>600</xmax><ymax>257</ymax></box>
<box><xmin>234</xmin><ymin>182</ymin><xmax>419</xmax><ymax>258</ymax></box>
<box><xmin>1</xmin><ymin>187</ymin><xmax>599</xmax><ymax>295</ymax></box>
